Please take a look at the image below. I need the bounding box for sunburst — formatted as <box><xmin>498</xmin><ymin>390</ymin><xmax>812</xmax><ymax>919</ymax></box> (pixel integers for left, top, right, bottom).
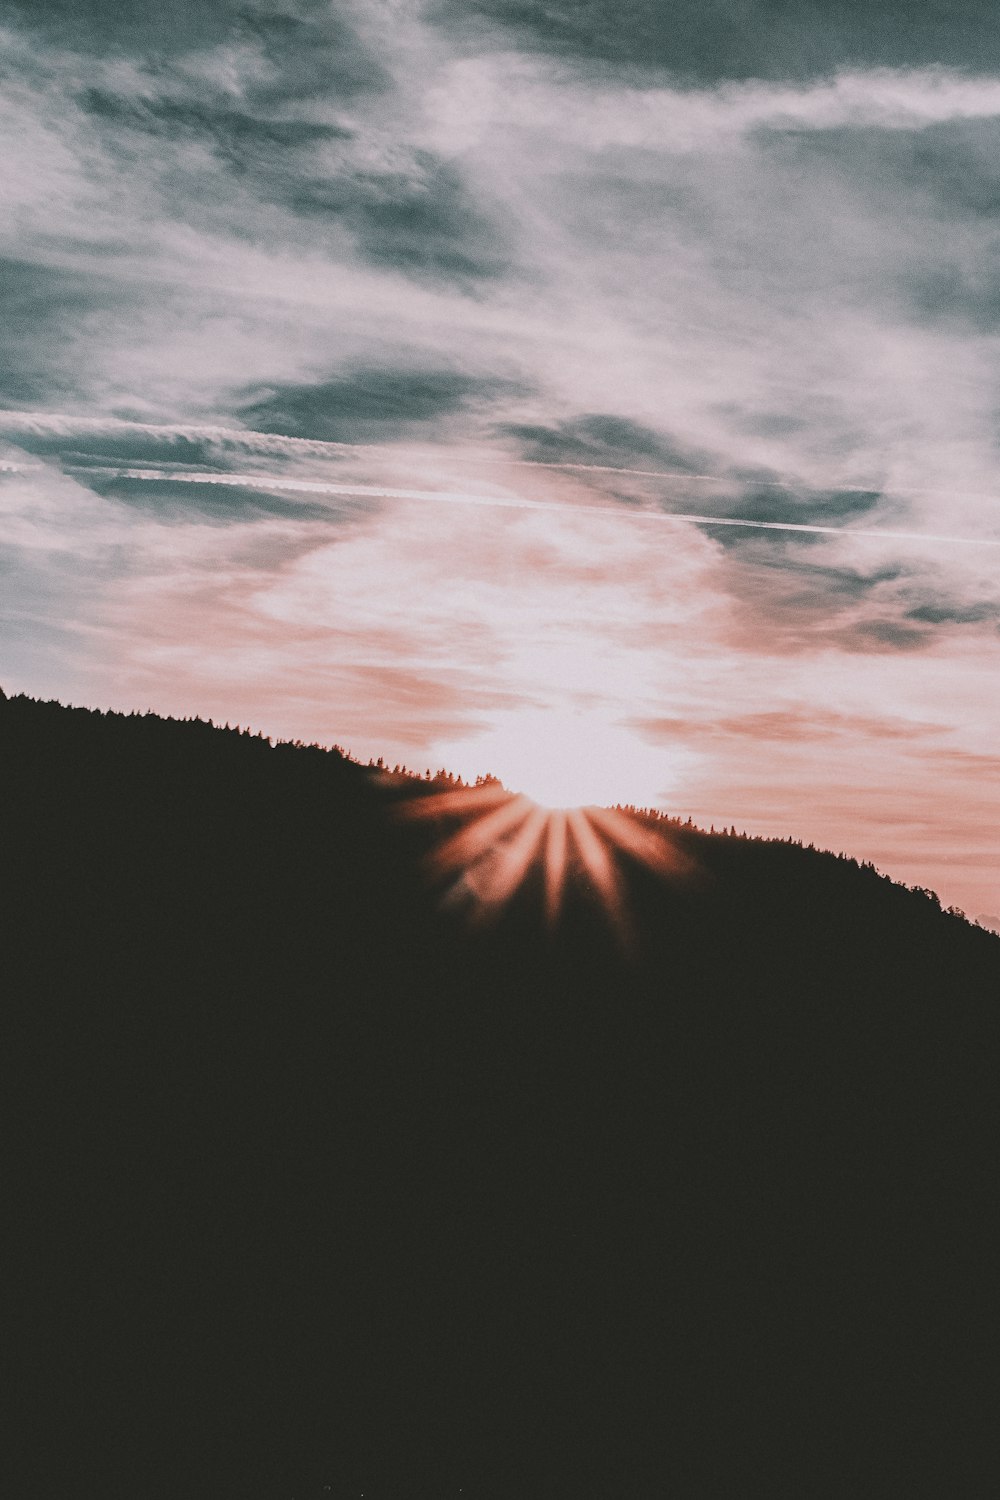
<box><xmin>396</xmin><ymin>780</ymin><xmax>689</xmax><ymax>943</ymax></box>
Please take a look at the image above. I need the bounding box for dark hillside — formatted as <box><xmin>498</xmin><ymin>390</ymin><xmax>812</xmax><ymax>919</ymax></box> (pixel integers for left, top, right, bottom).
<box><xmin>3</xmin><ymin>694</ymin><xmax>999</xmax><ymax>1497</ymax></box>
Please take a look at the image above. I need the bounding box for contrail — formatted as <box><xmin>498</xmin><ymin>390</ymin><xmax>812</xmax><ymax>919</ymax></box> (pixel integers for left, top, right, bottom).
<box><xmin>61</xmin><ymin>463</ymin><xmax>1000</xmax><ymax>548</ymax></box>
<box><xmin>0</xmin><ymin>411</ymin><xmax>365</xmax><ymax>459</ymax></box>
<box><xmin>6</xmin><ymin>408</ymin><xmax>1000</xmax><ymax>503</ymax></box>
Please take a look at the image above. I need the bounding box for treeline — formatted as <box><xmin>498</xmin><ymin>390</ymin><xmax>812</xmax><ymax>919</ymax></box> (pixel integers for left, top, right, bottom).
<box><xmin>3</xmin><ymin>692</ymin><xmax>1000</xmax><ymax>1499</ymax></box>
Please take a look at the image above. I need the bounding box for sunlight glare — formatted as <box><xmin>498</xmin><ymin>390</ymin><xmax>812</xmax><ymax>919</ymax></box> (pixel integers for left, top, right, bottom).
<box><xmin>398</xmin><ymin>774</ymin><xmax>690</xmax><ymax>939</ymax></box>
<box><xmin>440</xmin><ymin>708</ymin><xmax>680</xmax><ymax>810</ymax></box>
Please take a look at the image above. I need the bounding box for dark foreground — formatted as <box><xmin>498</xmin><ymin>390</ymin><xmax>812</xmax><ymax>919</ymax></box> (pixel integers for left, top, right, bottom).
<box><xmin>5</xmin><ymin>694</ymin><xmax>1000</xmax><ymax>1497</ymax></box>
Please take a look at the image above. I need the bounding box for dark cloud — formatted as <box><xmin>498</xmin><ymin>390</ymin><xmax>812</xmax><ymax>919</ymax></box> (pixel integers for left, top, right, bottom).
<box><xmin>8</xmin><ymin>0</ymin><xmax>245</xmax><ymax>55</ymax></box>
<box><xmin>79</xmin><ymin>87</ymin><xmax>506</xmax><ymax>283</ymax></box>
<box><xmin>79</xmin><ymin>91</ymin><xmax>352</xmax><ymax>155</ymax></box>
<box><xmin>11</xmin><ymin>1</ymin><xmax>386</xmax><ymax>95</ymax></box>
<box><xmin>0</xmin><ymin>259</ymin><xmax>117</xmax><ymax>407</ymax></box>
<box><xmin>82</xmin><ymin>473</ymin><xmax>336</xmax><ymax>526</ymax></box>
<box><xmin>721</xmin><ymin>553</ymin><xmax>927</xmax><ymax>653</ymax></box>
<box><xmin>501</xmin><ymin>419</ymin><xmax>883</xmax><ymax>540</ymax></box>
<box><xmin>502</xmin><ymin>419</ymin><xmax>895</xmax><ymax>586</ymax></box>
<box><xmin>833</xmin><ymin>616</ymin><xmax>930</xmax><ymax>651</ymax></box>
<box><xmin>720</xmin><ymin>550</ymin><xmax>998</xmax><ymax>655</ymax></box>
<box><xmin>291</xmin><ymin>152</ymin><xmax>511</xmax><ymax>282</ymax></box>
<box><xmin>777</xmin><ymin>559</ymin><xmax>904</xmax><ymax>600</ymax></box>
<box><xmin>905</xmin><ymin>599</ymin><xmax>998</xmax><ymax>627</ymax></box>
<box><xmin>238</xmin><ymin>367</ymin><xmax>530</xmax><ymax>443</ymax></box>
<box><xmin>23</xmin><ymin>0</ymin><xmax>1000</xmax><ymax>83</ymax></box>
<box><xmin>5</xmin><ymin>429</ymin><xmax>234</xmax><ymax>471</ymax></box>
<box><xmin>434</xmin><ymin>0</ymin><xmax>1000</xmax><ymax>81</ymax></box>
<box><xmin>698</xmin><ymin>484</ymin><xmax>883</xmax><ymax>549</ymax></box>
<box><xmin>234</xmin><ymin>3</ymin><xmax>388</xmax><ymax>101</ymax></box>
<box><xmin>500</xmin><ymin>413</ymin><xmax>709</xmax><ymax>471</ymax></box>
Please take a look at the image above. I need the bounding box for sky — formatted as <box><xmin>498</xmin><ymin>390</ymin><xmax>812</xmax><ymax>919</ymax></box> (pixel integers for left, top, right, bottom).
<box><xmin>2</xmin><ymin>0</ymin><xmax>999</xmax><ymax>917</ymax></box>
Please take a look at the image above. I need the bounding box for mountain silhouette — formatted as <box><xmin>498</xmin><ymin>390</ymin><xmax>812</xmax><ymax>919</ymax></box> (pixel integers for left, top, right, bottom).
<box><xmin>4</xmin><ymin>692</ymin><xmax>999</xmax><ymax>1498</ymax></box>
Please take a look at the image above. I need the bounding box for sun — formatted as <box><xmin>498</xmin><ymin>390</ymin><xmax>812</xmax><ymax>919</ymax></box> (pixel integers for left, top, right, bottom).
<box><xmin>396</xmin><ymin>710</ymin><xmax>692</xmax><ymax>938</ymax></box>
<box><xmin>438</xmin><ymin>708</ymin><xmax>679</xmax><ymax>811</ymax></box>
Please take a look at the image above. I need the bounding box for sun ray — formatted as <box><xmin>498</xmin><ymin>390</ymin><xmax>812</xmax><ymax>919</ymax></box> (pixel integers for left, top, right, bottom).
<box><xmin>427</xmin><ymin>793</ymin><xmax>534</xmax><ymax>879</ymax></box>
<box><xmin>566</xmin><ymin>809</ymin><xmax>619</xmax><ymax>908</ymax></box>
<box><xmin>543</xmin><ymin>809</ymin><xmax>569</xmax><ymax>924</ymax></box>
<box><xmin>394</xmin><ymin>782</ymin><xmax>510</xmax><ymax>820</ymax></box>
<box><xmin>394</xmin><ymin>778</ymin><xmax>691</xmax><ymax>942</ymax></box>
<box><xmin>477</xmin><ymin>801</ymin><xmax>550</xmax><ymax>909</ymax></box>
<box><xmin>586</xmin><ymin>804</ymin><xmax>689</xmax><ymax>877</ymax></box>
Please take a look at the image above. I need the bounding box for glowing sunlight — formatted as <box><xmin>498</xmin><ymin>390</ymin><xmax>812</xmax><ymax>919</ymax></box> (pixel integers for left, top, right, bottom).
<box><xmin>437</xmin><ymin>709</ymin><xmax>683</xmax><ymax>812</ymax></box>
<box><xmin>398</xmin><ymin>776</ymin><xmax>689</xmax><ymax>940</ymax></box>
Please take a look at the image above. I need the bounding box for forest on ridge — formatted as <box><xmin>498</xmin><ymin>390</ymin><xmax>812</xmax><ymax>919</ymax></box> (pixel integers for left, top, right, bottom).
<box><xmin>4</xmin><ymin>692</ymin><xmax>1000</xmax><ymax>1498</ymax></box>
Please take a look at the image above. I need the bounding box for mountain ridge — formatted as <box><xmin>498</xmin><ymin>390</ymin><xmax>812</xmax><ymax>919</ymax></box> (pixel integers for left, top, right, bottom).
<box><xmin>1</xmin><ymin>687</ymin><xmax>989</xmax><ymax>930</ymax></box>
<box><xmin>4</xmin><ymin>691</ymin><xmax>1000</xmax><ymax>1497</ymax></box>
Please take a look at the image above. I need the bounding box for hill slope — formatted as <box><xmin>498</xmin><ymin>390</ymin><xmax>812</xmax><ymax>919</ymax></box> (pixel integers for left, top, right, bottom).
<box><xmin>4</xmin><ymin>695</ymin><xmax>1000</xmax><ymax>1497</ymax></box>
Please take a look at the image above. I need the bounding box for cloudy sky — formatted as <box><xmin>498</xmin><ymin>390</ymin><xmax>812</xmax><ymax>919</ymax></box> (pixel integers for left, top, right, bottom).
<box><xmin>3</xmin><ymin>0</ymin><xmax>1000</xmax><ymax>915</ymax></box>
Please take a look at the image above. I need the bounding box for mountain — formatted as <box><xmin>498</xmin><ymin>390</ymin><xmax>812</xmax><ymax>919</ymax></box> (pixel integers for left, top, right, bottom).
<box><xmin>4</xmin><ymin>693</ymin><xmax>1000</xmax><ymax>1498</ymax></box>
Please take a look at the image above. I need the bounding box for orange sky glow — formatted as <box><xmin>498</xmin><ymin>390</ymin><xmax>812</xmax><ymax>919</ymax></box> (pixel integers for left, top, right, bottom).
<box><xmin>2</xmin><ymin>6</ymin><xmax>999</xmax><ymax>921</ymax></box>
<box><xmin>3</xmin><ymin>452</ymin><xmax>996</xmax><ymax>918</ymax></box>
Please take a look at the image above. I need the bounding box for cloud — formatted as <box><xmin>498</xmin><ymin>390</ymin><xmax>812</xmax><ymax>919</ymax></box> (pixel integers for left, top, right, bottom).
<box><xmin>905</xmin><ymin>599</ymin><xmax>999</xmax><ymax>627</ymax></box>
<box><xmin>78</xmin><ymin>89</ymin><xmax>352</xmax><ymax>154</ymax></box>
<box><xmin>1</xmin><ymin>6</ymin><xmax>1000</xmax><ymax>912</ymax></box>
<box><xmin>0</xmin><ymin>258</ymin><xmax>99</xmax><ymax>406</ymax></box>
<box><xmin>78</xmin><ymin>82</ymin><xmax>509</xmax><ymax>282</ymax></box>
<box><xmin>434</xmin><ymin>0</ymin><xmax>1000</xmax><ymax>82</ymax></box>
<box><xmin>10</xmin><ymin>0</ymin><xmax>387</xmax><ymax>98</ymax></box>
<box><xmin>720</xmin><ymin>543</ymin><xmax>1000</xmax><ymax>656</ymax></box>
<box><xmin>0</xmin><ymin>410</ymin><xmax>364</xmax><ymax>462</ymax></box>
<box><xmin>633</xmin><ymin>705</ymin><xmax>946</xmax><ymax>746</ymax></box>
<box><xmin>83</xmin><ymin>473</ymin><xmax>338</xmax><ymax>526</ymax></box>
<box><xmin>7</xmin><ymin>0</ymin><xmax>245</xmax><ymax>55</ymax></box>
<box><xmin>239</xmin><ymin>367</ymin><xmax>530</xmax><ymax>443</ymax></box>
<box><xmin>718</xmin><ymin>483</ymin><xmax>882</xmax><ymax>527</ymax></box>
<box><xmin>498</xmin><ymin>413</ymin><xmax>711</xmax><ymax>473</ymax></box>
<box><xmin>297</xmin><ymin>150</ymin><xmax>513</xmax><ymax>282</ymax></box>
